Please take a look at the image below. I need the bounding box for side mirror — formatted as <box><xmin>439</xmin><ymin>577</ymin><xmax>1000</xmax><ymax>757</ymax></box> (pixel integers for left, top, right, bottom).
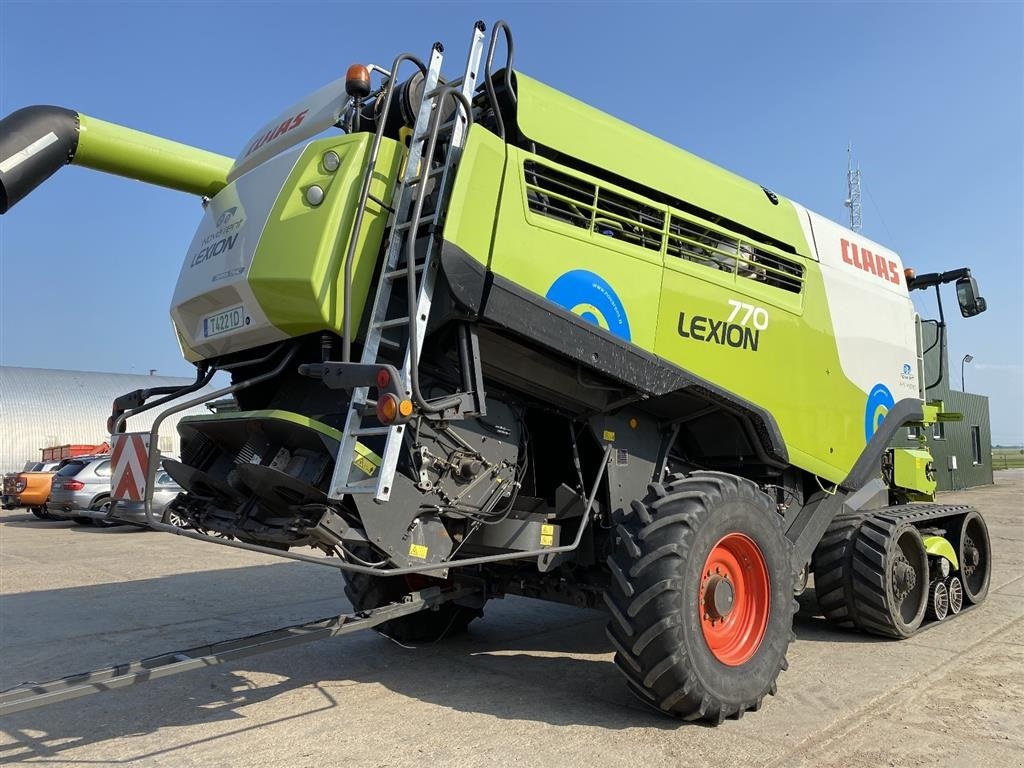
<box><xmin>955</xmin><ymin>276</ymin><xmax>987</xmax><ymax>317</ymax></box>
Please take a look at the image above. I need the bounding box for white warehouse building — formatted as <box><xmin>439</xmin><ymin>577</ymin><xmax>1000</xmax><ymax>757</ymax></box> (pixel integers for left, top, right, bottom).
<box><xmin>0</xmin><ymin>366</ymin><xmax>226</xmax><ymax>473</ymax></box>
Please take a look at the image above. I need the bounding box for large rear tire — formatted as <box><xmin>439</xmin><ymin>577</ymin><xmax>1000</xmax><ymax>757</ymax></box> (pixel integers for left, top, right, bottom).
<box><xmin>604</xmin><ymin>471</ymin><xmax>795</xmax><ymax>724</ymax></box>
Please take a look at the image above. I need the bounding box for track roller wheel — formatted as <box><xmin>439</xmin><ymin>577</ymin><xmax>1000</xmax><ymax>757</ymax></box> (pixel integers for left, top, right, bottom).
<box><xmin>342</xmin><ymin>548</ymin><xmax>482</xmax><ymax>643</ymax></box>
<box><xmin>947</xmin><ymin>575</ymin><xmax>964</xmax><ymax>615</ymax></box>
<box><xmin>952</xmin><ymin>511</ymin><xmax>990</xmax><ymax>604</ymax></box>
<box><xmin>604</xmin><ymin>471</ymin><xmax>794</xmax><ymax>724</ymax></box>
<box><xmin>927</xmin><ymin>580</ymin><xmax>949</xmax><ymax>621</ymax></box>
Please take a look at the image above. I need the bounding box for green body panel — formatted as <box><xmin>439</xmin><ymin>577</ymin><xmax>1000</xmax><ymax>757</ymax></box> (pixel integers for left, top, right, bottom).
<box><xmin>442</xmin><ymin>124</ymin><xmax>507</xmax><ymax>260</ymax></box>
<box><xmin>446</xmin><ymin>128</ymin><xmax>869</xmax><ymax>483</ymax></box>
<box><xmin>179</xmin><ymin>409</ymin><xmax>343</xmax><ymax>441</ymax></box>
<box><xmin>247</xmin><ymin>134</ymin><xmax>402</xmax><ymax>337</ymax></box>
<box><xmin>922</xmin><ymin>535</ymin><xmax>958</xmax><ymax>570</ymax></box>
<box><xmin>513</xmin><ymin>73</ymin><xmax>808</xmax><ymax>254</ymax></box>
<box><xmin>75</xmin><ymin>114</ymin><xmax>231</xmax><ymax>198</ymax></box>
<box><xmin>894</xmin><ymin>448</ymin><xmax>937</xmax><ymax>498</ymax></box>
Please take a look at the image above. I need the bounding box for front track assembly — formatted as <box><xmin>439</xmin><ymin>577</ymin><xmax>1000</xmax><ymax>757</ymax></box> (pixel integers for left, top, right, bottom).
<box><xmin>812</xmin><ymin>504</ymin><xmax>991</xmax><ymax>638</ymax></box>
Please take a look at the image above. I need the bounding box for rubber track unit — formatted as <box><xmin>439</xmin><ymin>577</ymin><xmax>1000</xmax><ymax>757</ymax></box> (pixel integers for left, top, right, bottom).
<box><xmin>813</xmin><ymin>503</ymin><xmax>977</xmax><ymax>638</ymax></box>
<box><xmin>604</xmin><ymin>471</ymin><xmax>796</xmax><ymax>724</ymax></box>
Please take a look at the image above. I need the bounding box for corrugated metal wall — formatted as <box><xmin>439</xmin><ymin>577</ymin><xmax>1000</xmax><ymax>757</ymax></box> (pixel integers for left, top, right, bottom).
<box><xmin>890</xmin><ymin>322</ymin><xmax>993</xmax><ymax>490</ymax></box>
<box><xmin>0</xmin><ymin>367</ymin><xmax>223</xmax><ymax>473</ymax></box>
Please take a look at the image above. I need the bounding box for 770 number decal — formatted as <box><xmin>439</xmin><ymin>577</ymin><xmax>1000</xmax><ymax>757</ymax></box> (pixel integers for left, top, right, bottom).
<box><xmin>677</xmin><ymin>299</ymin><xmax>769</xmax><ymax>352</ymax></box>
<box><xmin>726</xmin><ymin>299</ymin><xmax>769</xmax><ymax>331</ymax></box>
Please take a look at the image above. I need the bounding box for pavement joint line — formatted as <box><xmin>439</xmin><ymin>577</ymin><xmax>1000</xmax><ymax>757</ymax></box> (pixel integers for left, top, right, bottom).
<box><xmin>770</xmin><ymin>612</ymin><xmax>1024</xmax><ymax>764</ymax></box>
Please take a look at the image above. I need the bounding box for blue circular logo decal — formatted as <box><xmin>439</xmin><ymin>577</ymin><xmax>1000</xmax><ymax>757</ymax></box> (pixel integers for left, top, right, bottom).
<box><xmin>864</xmin><ymin>383</ymin><xmax>895</xmax><ymax>442</ymax></box>
<box><xmin>545</xmin><ymin>270</ymin><xmax>631</xmax><ymax>342</ymax></box>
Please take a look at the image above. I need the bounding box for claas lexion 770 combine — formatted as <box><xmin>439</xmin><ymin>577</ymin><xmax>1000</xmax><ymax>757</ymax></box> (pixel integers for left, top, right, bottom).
<box><xmin>0</xmin><ymin>21</ymin><xmax>992</xmax><ymax>722</ymax></box>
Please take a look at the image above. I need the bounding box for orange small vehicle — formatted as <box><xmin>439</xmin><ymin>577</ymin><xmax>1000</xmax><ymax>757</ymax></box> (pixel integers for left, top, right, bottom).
<box><xmin>5</xmin><ymin>444</ymin><xmax>109</xmax><ymax>519</ymax></box>
<box><xmin>9</xmin><ymin>462</ymin><xmax>61</xmax><ymax>518</ymax></box>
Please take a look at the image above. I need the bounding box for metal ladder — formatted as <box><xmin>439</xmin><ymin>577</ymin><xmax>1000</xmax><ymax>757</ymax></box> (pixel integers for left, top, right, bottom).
<box><xmin>330</xmin><ymin>23</ymin><xmax>486</xmax><ymax>503</ymax></box>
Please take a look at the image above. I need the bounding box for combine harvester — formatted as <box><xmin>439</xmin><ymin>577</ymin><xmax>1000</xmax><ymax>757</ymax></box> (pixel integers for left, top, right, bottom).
<box><xmin>0</xmin><ymin>21</ymin><xmax>991</xmax><ymax>723</ymax></box>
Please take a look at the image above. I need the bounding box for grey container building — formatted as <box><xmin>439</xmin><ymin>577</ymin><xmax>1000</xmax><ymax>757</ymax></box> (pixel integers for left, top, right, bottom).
<box><xmin>0</xmin><ymin>366</ymin><xmax>225</xmax><ymax>474</ymax></box>
<box><xmin>891</xmin><ymin>323</ymin><xmax>993</xmax><ymax>491</ymax></box>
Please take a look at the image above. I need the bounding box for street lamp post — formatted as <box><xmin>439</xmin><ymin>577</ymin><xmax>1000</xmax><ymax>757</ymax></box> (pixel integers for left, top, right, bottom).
<box><xmin>961</xmin><ymin>354</ymin><xmax>974</xmax><ymax>391</ymax></box>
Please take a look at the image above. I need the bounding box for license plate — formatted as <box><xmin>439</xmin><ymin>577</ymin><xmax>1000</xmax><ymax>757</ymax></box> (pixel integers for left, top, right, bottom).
<box><xmin>203</xmin><ymin>305</ymin><xmax>246</xmax><ymax>338</ymax></box>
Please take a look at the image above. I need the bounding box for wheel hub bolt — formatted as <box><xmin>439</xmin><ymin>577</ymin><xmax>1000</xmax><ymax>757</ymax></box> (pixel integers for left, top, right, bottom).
<box><xmin>966</xmin><ymin>545</ymin><xmax>980</xmax><ymax>568</ymax></box>
<box><xmin>704</xmin><ymin>574</ymin><xmax>734</xmax><ymax>620</ymax></box>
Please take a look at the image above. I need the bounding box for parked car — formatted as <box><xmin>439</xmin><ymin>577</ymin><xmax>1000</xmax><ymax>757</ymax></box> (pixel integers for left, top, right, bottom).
<box><xmin>49</xmin><ymin>455</ymin><xmax>114</xmax><ymax>525</ymax></box>
<box><xmin>108</xmin><ymin>469</ymin><xmax>184</xmax><ymax>527</ymax></box>
<box><xmin>3</xmin><ymin>461</ymin><xmax>62</xmax><ymax>518</ymax></box>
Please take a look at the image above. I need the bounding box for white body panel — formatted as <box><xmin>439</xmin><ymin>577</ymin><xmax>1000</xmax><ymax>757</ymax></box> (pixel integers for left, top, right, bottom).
<box><xmin>795</xmin><ymin>204</ymin><xmax>921</xmax><ymax>436</ymax></box>
<box><xmin>229</xmin><ymin>77</ymin><xmax>350</xmax><ymax>182</ymax></box>
<box><xmin>170</xmin><ymin>147</ymin><xmax>304</xmax><ymax>360</ymax></box>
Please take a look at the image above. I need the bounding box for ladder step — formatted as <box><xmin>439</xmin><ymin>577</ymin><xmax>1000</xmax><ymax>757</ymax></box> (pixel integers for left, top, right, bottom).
<box><xmin>384</xmin><ymin>264</ymin><xmax>425</xmax><ymax>281</ymax></box>
<box><xmin>395</xmin><ymin>215</ymin><xmax>436</xmax><ymax>233</ymax></box>
<box><xmin>372</xmin><ymin>316</ymin><xmax>410</xmax><ymax>330</ymax></box>
<box><xmin>352</xmin><ymin>427</ymin><xmax>391</xmax><ymax>437</ymax></box>
<box><xmin>408</xmin><ymin>166</ymin><xmax>445</xmax><ymax>186</ymax></box>
<box><xmin>336</xmin><ymin>479</ymin><xmax>380</xmax><ymax>494</ymax></box>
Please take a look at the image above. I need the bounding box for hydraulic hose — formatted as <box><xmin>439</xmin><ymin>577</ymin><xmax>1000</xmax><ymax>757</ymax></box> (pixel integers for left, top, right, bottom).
<box><xmin>0</xmin><ymin>106</ymin><xmax>232</xmax><ymax>213</ymax></box>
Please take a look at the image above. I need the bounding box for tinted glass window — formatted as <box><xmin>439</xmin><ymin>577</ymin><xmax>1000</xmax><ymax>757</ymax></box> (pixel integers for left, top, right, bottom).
<box><xmin>155</xmin><ymin>472</ymin><xmax>175</xmax><ymax>486</ymax></box>
<box><xmin>971</xmin><ymin>426</ymin><xmax>982</xmax><ymax>465</ymax></box>
<box><xmin>57</xmin><ymin>461</ymin><xmax>87</xmax><ymax>477</ymax></box>
<box><xmin>94</xmin><ymin>461</ymin><xmax>112</xmax><ymax>477</ymax></box>
<box><xmin>29</xmin><ymin>463</ymin><xmax>44</xmax><ymax>472</ymax></box>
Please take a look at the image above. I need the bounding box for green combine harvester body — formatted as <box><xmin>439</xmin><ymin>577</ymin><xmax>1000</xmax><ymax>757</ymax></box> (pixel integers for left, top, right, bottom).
<box><xmin>0</xmin><ymin>21</ymin><xmax>992</xmax><ymax>724</ymax></box>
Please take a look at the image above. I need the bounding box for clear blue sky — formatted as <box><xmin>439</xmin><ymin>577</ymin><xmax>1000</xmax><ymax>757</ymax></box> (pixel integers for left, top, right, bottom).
<box><xmin>1</xmin><ymin>2</ymin><xmax>1021</xmax><ymax>443</ymax></box>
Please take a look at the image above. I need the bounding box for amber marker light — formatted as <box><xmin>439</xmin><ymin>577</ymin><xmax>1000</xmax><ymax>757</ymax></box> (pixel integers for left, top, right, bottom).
<box><xmin>377</xmin><ymin>393</ymin><xmax>399</xmax><ymax>424</ymax></box>
<box><xmin>345</xmin><ymin>64</ymin><xmax>372</xmax><ymax>99</ymax></box>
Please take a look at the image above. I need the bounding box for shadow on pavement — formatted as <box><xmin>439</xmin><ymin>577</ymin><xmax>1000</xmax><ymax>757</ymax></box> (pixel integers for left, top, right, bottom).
<box><xmin>0</xmin><ymin>566</ymin><xmax>903</xmax><ymax>760</ymax></box>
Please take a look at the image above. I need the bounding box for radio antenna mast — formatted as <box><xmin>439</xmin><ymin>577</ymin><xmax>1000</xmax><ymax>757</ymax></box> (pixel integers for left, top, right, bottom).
<box><xmin>844</xmin><ymin>142</ymin><xmax>863</xmax><ymax>232</ymax></box>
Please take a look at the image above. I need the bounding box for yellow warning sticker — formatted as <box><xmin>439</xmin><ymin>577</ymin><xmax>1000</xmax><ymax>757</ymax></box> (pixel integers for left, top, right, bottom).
<box><xmin>352</xmin><ymin>441</ymin><xmax>382</xmax><ymax>478</ymax></box>
<box><xmin>540</xmin><ymin>524</ymin><xmax>555</xmax><ymax>547</ymax></box>
<box><xmin>602</xmin><ymin>430</ymin><xmax>615</xmax><ymax>442</ymax></box>
<box><xmin>353</xmin><ymin>454</ymin><xmax>377</xmax><ymax>477</ymax></box>
<box><xmin>409</xmin><ymin>543</ymin><xmax>429</xmax><ymax>559</ymax></box>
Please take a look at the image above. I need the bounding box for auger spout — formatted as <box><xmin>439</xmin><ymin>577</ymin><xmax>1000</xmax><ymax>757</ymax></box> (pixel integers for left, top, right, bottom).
<box><xmin>0</xmin><ymin>106</ymin><xmax>232</xmax><ymax>213</ymax></box>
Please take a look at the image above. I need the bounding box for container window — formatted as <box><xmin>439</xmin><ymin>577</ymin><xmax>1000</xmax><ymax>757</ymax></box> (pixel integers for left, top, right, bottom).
<box><xmin>971</xmin><ymin>426</ymin><xmax>982</xmax><ymax>465</ymax></box>
<box><xmin>932</xmin><ymin>422</ymin><xmax>945</xmax><ymax>440</ymax></box>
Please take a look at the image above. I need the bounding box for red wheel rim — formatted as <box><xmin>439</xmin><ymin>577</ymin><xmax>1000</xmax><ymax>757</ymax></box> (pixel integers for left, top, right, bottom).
<box><xmin>699</xmin><ymin>533</ymin><xmax>770</xmax><ymax>666</ymax></box>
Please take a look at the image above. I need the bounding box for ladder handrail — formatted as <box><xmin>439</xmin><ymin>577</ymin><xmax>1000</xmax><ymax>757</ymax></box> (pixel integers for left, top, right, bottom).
<box><xmin>342</xmin><ymin>50</ymin><xmax>430</xmax><ymax>363</ymax></box>
<box><xmin>404</xmin><ymin>86</ymin><xmax>474</xmax><ymax>414</ymax></box>
<box><xmin>483</xmin><ymin>20</ymin><xmax>516</xmax><ymax>141</ymax></box>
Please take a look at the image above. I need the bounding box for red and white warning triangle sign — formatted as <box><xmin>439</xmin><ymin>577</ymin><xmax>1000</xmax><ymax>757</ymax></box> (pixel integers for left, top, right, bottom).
<box><xmin>111</xmin><ymin>432</ymin><xmax>151</xmax><ymax>502</ymax></box>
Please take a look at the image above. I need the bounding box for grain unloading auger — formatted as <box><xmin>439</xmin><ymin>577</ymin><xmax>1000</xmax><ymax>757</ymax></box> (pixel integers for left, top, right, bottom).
<box><xmin>0</xmin><ymin>20</ymin><xmax>992</xmax><ymax>723</ymax></box>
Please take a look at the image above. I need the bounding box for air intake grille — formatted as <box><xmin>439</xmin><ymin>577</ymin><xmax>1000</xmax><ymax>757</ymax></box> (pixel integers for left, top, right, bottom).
<box><xmin>524</xmin><ymin>159</ymin><xmax>804</xmax><ymax>294</ymax></box>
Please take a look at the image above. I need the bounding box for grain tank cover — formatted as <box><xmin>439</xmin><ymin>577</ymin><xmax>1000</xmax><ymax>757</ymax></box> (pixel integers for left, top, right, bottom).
<box><xmin>229</xmin><ymin>77</ymin><xmax>350</xmax><ymax>182</ymax></box>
